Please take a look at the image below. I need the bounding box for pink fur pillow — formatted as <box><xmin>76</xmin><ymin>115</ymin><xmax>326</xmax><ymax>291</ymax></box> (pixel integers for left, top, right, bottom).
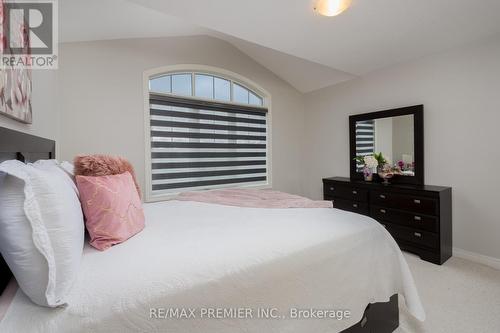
<box><xmin>74</xmin><ymin>154</ymin><xmax>141</xmax><ymax>198</ymax></box>
<box><xmin>76</xmin><ymin>172</ymin><xmax>145</xmax><ymax>251</ymax></box>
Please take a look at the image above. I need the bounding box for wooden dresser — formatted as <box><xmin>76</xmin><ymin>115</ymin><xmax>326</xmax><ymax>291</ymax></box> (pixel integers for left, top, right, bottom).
<box><xmin>323</xmin><ymin>177</ymin><xmax>452</xmax><ymax>265</ymax></box>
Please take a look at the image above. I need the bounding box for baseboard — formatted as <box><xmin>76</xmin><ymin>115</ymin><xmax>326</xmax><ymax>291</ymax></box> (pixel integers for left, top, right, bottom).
<box><xmin>453</xmin><ymin>247</ymin><xmax>500</xmax><ymax>270</ymax></box>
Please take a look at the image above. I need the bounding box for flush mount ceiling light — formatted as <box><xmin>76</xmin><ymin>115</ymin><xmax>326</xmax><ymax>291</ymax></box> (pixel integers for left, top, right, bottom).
<box><xmin>314</xmin><ymin>0</ymin><xmax>352</xmax><ymax>17</ymax></box>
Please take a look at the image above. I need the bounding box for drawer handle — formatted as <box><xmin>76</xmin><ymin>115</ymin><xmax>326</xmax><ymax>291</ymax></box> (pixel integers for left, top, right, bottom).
<box><xmin>414</xmin><ymin>232</ymin><xmax>422</xmax><ymax>238</ymax></box>
<box><xmin>352</xmin><ymin>190</ymin><xmax>358</xmax><ymax>195</ymax></box>
<box><xmin>414</xmin><ymin>199</ymin><xmax>421</xmax><ymax>204</ymax></box>
<box><xmin>414</xmin><ymin>216</ymin><xmax>422</xmax><ymax>221</ymax></box>
<box><xmin>330</xmin><ymin>187</ymin><xmax>335</xmax><ymax>191</ymax></box>
<box><xmin>379</xmin><ymin>194</ymin><xmax>386</xmax><ymax>199</ymax></box>
<box><xmin>380</xmin><ymin>209</ymin><xmax>386</xmax><ymax>214</ymax></box>
<box><xmin>353</xmin><ymin>203</ymin><xmax>358</xmax><ymax>208</ymax></box>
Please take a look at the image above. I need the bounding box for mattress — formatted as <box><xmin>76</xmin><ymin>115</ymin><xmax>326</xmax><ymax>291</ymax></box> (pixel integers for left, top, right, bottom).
<box><xmin>0</xmin><ymin>200</ymin><xmax>425</xmax><ymax>333</ymax></box>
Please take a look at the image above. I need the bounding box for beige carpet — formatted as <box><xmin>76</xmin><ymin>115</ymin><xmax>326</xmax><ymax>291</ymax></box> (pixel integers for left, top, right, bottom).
<box><xmin>396</xmin><ymin>252</ymin><xmax>500</xmax><ymax>333</ymax></box>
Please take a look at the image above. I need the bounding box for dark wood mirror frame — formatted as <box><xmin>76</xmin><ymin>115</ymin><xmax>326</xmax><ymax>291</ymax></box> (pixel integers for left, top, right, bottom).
<box><xmin>349</xmin><ymin>105</ymin><xmax>424</xmax><ymax>185</ymax></box>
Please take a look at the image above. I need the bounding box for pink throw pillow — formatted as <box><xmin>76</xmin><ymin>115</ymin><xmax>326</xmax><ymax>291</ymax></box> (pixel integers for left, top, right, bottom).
<box><xmin>73</xmin><ymin>154</ymin><xmax>142</xmax><ymax>199</ymax></box>
<box><xmin>76</xmin><ymin>172</ymin><xmax>145</xmax><ymax>251</ymax></box>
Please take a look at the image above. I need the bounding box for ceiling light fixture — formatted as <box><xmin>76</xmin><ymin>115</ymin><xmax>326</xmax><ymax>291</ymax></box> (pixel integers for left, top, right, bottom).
<box><xmin>314</xmin><ymin>0</ymin><xmax>352</xmax><ymax>17</ymax></box>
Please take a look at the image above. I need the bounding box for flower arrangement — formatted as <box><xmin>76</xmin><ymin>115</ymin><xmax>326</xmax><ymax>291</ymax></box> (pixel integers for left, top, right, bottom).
<box><xmin>397</xmin><ymin>160</ymin><xmax>415</xmax><ymax>174</ymax></box>
<box><xmin>372</xmin><ymin>152</ymin><xmax>387</xmax><ymax>166</ymax></box>
<box><xmin>354</xmin><ymin>153</ymin><xmax>386</xmax><ymax>181</ymax></box>
<box><xmin>364</xmin><ymin>155</ymin><xmax>378</xmax><ymax>169</ymax></box>
<box><xmin>355</xmin><ymin>152</ymin><xmax>414</xmax><ymax>183</ymax></box>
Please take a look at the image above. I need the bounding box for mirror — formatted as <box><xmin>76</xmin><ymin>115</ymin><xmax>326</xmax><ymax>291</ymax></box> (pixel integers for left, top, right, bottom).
<box><xmin>349</xmin><ymin>105</ymin><xmax>424</xmax><ymax>185</ymax></box>
<box><xmin>355</xmin><ymin>115</ymin><xmax>415</xmax><ymax>176</ymax></box>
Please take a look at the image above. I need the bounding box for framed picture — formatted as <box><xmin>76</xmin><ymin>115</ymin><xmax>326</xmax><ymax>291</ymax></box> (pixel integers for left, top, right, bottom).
<box><xmin>0</xmin><ymin>0</ymin><xmax>33</xmax><ymax>124</ymax></box>
<box><xmin>0</xmin><ymin>68</ymin><xmax>33</xmax><ymax>124</ymax></box>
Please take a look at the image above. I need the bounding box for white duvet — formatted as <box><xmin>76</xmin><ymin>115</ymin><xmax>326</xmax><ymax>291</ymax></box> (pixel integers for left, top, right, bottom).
<box><xmin>0</xmin><ymin>201</ymin><xmax>425</xmax><ymax>333</ymax></box>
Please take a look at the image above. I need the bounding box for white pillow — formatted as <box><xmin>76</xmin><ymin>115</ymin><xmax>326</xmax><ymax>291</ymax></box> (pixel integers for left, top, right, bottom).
<box><xmin>58</xmin><ymin>161</ymin><xmax>75</xmax><ymax>177</ymax></box>
<box><xmin>0</xmin><ymin>160</ymin><xmax>84</xmax><ymax>307</ymax></box>
<box><xmin>35</xmin><ymin>160</ymin><xmax>79</xmax><ymax>196</ymax></box>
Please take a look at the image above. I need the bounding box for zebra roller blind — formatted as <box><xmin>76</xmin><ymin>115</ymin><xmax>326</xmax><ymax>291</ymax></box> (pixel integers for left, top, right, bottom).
<box><xmin>148</xmin><ymin>93</ymin><xmax>268</xmax><ymax>196</ymax></box>
<box><xmin>355</xmin><ymin>120</ymin><xmax>375</xmax><ymax>171</ymax></box>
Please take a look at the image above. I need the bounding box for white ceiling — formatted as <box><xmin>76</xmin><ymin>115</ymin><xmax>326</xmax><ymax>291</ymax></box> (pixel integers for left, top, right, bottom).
<box><xmin>131</xmin><ymin>0</ymin><xmax>500</xmax><ymax>75</ymax></box>
<box><xmin>59</xmin><ymin>0</ymin><xmax>206</xmax><ymax>43</ymax></box>
<box><xmin>216</xmin><ymin>34</ymin><xmax>356</xmax><ymax>92</ymax></box>
<box><xmin>60</xmin><ymin>0</ymin><xmax>500</xmax><ymax>93</ymax></box>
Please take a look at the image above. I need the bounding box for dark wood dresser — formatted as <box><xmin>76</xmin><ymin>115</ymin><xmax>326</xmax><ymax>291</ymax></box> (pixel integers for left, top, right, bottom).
<box><xmin>323</xmin><ymin>177</ymin><xmax>452</xmax><ymax>265</ymax></box>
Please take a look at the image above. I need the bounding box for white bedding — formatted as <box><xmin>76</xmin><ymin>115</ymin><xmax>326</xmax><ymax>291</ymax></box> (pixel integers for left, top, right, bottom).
<box><xmin>0</xmin><ymin>201</ymin><xmax>425</xmax><ymax>333</ymax></box>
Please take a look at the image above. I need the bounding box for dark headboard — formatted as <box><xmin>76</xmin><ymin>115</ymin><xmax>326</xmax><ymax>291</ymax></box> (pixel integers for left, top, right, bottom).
<box><xmin>0</xmin><ymin>126</ymin><xmax>56</xmax><ymax>295</ymax></box>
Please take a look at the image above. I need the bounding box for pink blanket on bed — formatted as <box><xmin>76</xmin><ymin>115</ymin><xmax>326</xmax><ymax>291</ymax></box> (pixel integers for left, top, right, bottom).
<box><xmin>176</xmin><ymin>189</ymin><xmax>333</xmax><ymax>209</ymax></box>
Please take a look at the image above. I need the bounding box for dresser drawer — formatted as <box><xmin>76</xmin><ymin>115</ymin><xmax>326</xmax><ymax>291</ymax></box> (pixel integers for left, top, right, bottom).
<box><xmin>324</xmin><ymin>184</ymin><xmax>368</xmax><ymax>202</ymax></box>
<box><xmin>323</xmin><ymin>177</ymin><xmax>452</xmax><ymax>265</ymax></box>
<box><xmin>370</xmin><ymin>205</ymin><xmax>438</xmax><ymax>232</ymax></box>
<box><xmin>382</xmin><ymin>223</ymin><xmax>439</xmax><ymax>249</ymax></box>
<box><xmin>330</xmin><ymin>198</ymin><xmax>369</xmax><ymax>215</ymax></box>
<box><xmin>370</xmin><ymin>191</ymin><xmax>438</xmax><ymax>215</ymax></box>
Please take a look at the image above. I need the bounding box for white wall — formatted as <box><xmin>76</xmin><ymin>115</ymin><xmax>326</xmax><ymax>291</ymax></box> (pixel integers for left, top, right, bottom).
<box><xmin>0</xmin><ymin>70</ymin><xmax>59</xmax><ymax>145</ymax></box>
<box><xmin>302</xmin><ymin>37</ymin><xmax>500</xmax><ymax>260</ymax></box>
<box><xmin>374</xmin><ymin>118</ymin><xmax>393</xmax><ymax>163</ymax></box>
<box><xmin>58</xmin><ymin>35</ymin><xmax>305</xmax><ymax>195</ymax></box>
<box><xmin>392</xmin><ymin>115</ymin><xmax>414</xmax><ymax>164</ymax></box>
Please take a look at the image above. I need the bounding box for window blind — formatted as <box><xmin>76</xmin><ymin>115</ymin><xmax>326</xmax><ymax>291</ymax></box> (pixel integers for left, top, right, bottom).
<box><xmin>355</xmin><ymin>120</ymin><xmax>375</xmax><ymax>171</ymax></box>
<box><xmin>149</xmin><ymin>93</ymin><xmax>268</xmax><ymax>195</ymax></box>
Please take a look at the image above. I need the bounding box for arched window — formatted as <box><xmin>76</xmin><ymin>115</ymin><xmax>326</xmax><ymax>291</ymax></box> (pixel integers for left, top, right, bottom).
<box><xmin>144</xmin><ymin>67</ymin><xmax>270</xmax><ymax>201</ymax></box>
<box><xmin>149</xmin><ymin>72</ymin><xmax>264</xmax><ymax>106</ymax></box>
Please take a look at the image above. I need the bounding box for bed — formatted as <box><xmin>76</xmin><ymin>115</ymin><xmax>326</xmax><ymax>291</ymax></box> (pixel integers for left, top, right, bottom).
<box><xmin>0</xmin><ymin>127</ymin><xmax>425</xmax><ymax>332</ymax></box>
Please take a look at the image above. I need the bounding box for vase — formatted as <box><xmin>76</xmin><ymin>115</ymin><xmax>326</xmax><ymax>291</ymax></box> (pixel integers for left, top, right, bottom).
<box><xmin>379</xmin><ymin>171</ymin><xmax>394</xmax><ymax>185</ymax></box>
<box><xmin>363</xmin><ymin>167</ymin><xmax>373</xmax><ymax>181</ymax></box>
<box><xmin>377</xmin><ymin>166</ymin><xmax>393</xmax><ymax>185</ymax></box>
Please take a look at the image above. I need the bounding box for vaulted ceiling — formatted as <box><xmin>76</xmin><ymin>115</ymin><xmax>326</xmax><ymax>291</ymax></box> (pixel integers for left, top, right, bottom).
<box><xmin>59</xmin><ymin>0</ymin><xmax>205</xmax><ymax>42</ymax></box>
<box><xmin>60</xmin><ymin>0</ymin><xmax>500</xmax><ymax>93</ymax></box>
